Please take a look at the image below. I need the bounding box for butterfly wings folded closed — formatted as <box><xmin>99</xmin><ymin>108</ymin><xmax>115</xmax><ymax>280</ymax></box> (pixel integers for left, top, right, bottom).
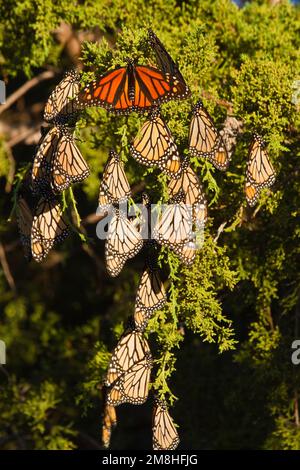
<box><xmin>44</xmin><ymin>69</ymin><xmax>80</xmax><ymax>123</ymax></box>
<box><xmin>101</xmin><ymin>396</ymin><xmax>117</xmax><ymax>449</ymax></box>
<box><xmin>31</xmin><ymin>196</ymin><xmax>69</xmax><ymax>263</ymax></box>
<box><xmin>105</xmin><ymin>329</ymin><xmax>153</xmax><ymax>406</ymax></box>
<box><xmin>130</xmin><ymin>109</ymin><xmax>182</xmax><ymax>178</ymax></box>
<box><xmin>32</xmin><ymin>125</ymin><xmax>90</xmax><ymax>194</ymax></box>
<box><xmin>153</xmin><ymin>193</ymin><xmax>193</xmax><ymax>251</ymax></box>
<box><xmin>189</xmin><ymin>100</ymin><xmax>229</xmax><ymax>171</ymax></box>
<box><xmin>134</xmin><ymin>264</ymin><xmax>167</xmax><ymax>331</ymax></box>
<box><xmin>98</xmin><ymin>150</ymin><xmax>131</xmax><ymax>213</ymax></box>
<box><xmin>152</xmin><ymin>399</ymin><xmax>180</xmax><ymax>450</ymax></box>
<box><xmin>245</xmin><ymin>134</ymin><xmax>276</xmax><ymax>207</ymax></box>
<box><xmin>105</xmin><ymin>209</ymin><xmax>143</xmax><ymax>277</ymax></box>
<box><xmin>106</xmin><ymin>355</ymin><xmax>153</xmax><ymax>406</ymax></box>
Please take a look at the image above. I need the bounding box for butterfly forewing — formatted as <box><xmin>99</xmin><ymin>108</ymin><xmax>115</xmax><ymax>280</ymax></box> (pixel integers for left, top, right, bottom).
<box><xmin>134</xmin><ymin>266</ymin><xmax>167</xmax><ymax>331</ymax></box>
<box><xmin>152</xmin><ymin>400</ymin><xmax>180</xmax><ymax>450</ymax></box>
<box><xmin>189</xmin><ymin>100</ymin><xmax>229</xmax><ymax>171</ymax></box>
<box><xmin>130</xmin><ymin>109</ymin><xmax>181</xmax><ymax>178</ymax></box>
<box><xmin>44</xmin><ymin>70</ymin><xmax>80</xmax><ymax>123</ymax></box>
<box><xmin>98</xmin><ymin>150</ymin><xmax>131</xmax><ymax>212</ymax></box>
<box><xmin>105</xmin><ymin>209</ymin><xmax>143</xmax><ymax>277</ymax></box>
<box><xmin>105</xmin><ymin>330</ymin><xmax>151</xmax><ymax>386</ymax></box>
<box><xmin>31</xmin><ymin>197</ymin><xmax>69</xmax><ymax>262</ymax></box>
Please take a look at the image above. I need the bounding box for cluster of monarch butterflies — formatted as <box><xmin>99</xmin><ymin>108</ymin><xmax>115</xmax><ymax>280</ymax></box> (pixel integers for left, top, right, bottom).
<box><xmin>16</xmin><ymin>69</ymin><xmax>90</xmax><ymax>262</ymax></box>
<box><xmin>14</xmin><ymin>28</ymin><xmax>277</xmax><ymax>449</ymax></box>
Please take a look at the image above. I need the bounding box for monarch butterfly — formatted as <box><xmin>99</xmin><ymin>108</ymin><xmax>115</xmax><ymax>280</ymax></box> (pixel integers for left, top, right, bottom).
<box><xmin>153</xmin><ymin>192</ymin><xmax>193</xmax><ymax>251</ymax></box>
<box><xmin>105</xmin><ymin>326</ymin><xmax>152</xmax><ymax>406</ymax></box>
<box><xmin>32</xmin><ymin>125</ymin><xmax>90</xmax><ymax>194</ymax></box>
<box><xmin>98</xmin><ymin>150</ymin><xmax>131</xmax><ymax>214</ymax></box>
<box><xmin>168</xmin><ymin>159</ymin><xmax>207</xmax><ymax>227</ymax></box>
<box><xmin>101</xmin><ymin>401</ymin><xmax>117</xmax><ymax>449</ymax></box>
<box><xmin>189</xmin><ymin>100</ymin><xmax>229</xmax><ymax>171</ymax></box>
<box><xmin>106</xmin><ymin>353</ymin><xmax>153</xmax><ymax>406</ymax></box>
<box><xmin>152</xmin><ymin>399</ymin><xmax>180</xmax><ymax>450</ymax></box>
<box><xmin>16</xmin><ymin>196</ymin><xmax>34</xmax><ymax>261</ymax></box>
<box><xmin>245</xmin><ymin>133</ymin><xmax>276</xmax><ymax>206</ymax></box>
<box><xmin>105</xmin><ymin>208</ymin><xmax>143</xmax><ymax>277</ymax></box>
<box><xmin>130</xmin><ymin>108</ymin><xmax>182</xmax><ymax>178</ymax></box>
<box><xmin>31</xmin><ymin>196</ymin><xmax>69</xmax><ymax>262</ymax></box>
<box><xmin>134</xmin><ymin>260</ymin><xmax>167</xmax><ymax>331</ymax></box>
<box><xmin>105</xmin><ymin>329</ymin><xmax>151</xmax><ymax>386</ymax></box>
<box><xmin>75</xmin><ymin>54</ymin><xmax>189</xmax><ymax>115</ymax></box>
<box><xmin>148</xmin><ymin>30</ymin><xmax>190</xmax><ymax>101</ymax></box>
<box><xmin>44</xmin><ymin>69</ymin><xmax>80</xmax><ymax>123</ymax></box>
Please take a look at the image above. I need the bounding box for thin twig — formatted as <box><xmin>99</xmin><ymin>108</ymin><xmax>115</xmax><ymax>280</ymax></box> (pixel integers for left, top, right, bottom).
<box><xmin>7</xmin><ymin>125</ymin><xmax>41</xmax><ymax>148</ymax></box>
<box><xmin>0</xmin><ymin>241</ymin><xmax>16</xmax><ymax>292</ymax></box>
<box><xmin>4</xmin><ymin>144</ymin><xmax>16</xmax><ymax>193</ymax></box>
<box><xmin>214</xmin><ymin>222</ymin><xmax>228</xmax><ymax>243</ymax></box>
<box><xmin>0</xmin><ymin>70</ymin><xmax>55</xmax><ymax>116</ymax></box>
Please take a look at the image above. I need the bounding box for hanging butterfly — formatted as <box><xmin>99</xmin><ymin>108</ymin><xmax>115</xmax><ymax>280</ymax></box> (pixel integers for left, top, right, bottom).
<box><xmin>98</xmin><ymin>150</ymin><xmax>131</xmax><ymax>215</ymax></box>
<box><xmin>106</xmin><ymin>353</ymin><xmax>153</xmax><ymax>407</ymax></box>
<box><xmin>105</xmin><ymin>208</ymin><xmax>143</xmax><ymax>277</ymax></box>
<box><xmin>134</xmin><ymin>253</ymin><xmax>167</xmax><ymax>331</ymax></box>
<box><xmin>130</xmin><ymin>108</ymin><xmax>182</xmax><ymax>178</ymax></box>
<box><xmin>105</xmin><ymin>326</ymin><xmax>153</xmax><ymax>406</ymax></box>
<box><xmin>153</xmin><ymin>192</ymin><xmax>193</xmax><ymax>252</ymax></box>
<box><xmin>189</xmin><ymin>100</ymin><xmax>229</xmax><ymax>171</ymax></box>
<box><xmin>105</xmin><ymin>329</ymin><xmax>151</xmax><ymax>386</ymax></box>
<box><xmin>101</xmin><ymin>399</ymin><xmax>117</xmax><ymax>449</ymax></box>
<box><xmin>32</xmin><ymin>125</ymin><xmax>90</xmax><ymax>195</ymax></box>
<box><xmin>167</xmin><ymin>158</ymin><xmax>208</xmax><ymax>228</ymax></box>
<box><xmin>75</xmin><ymin>53</ymin><xmax>190</xmax><ymax>115</ymax></box>
<box><xmin>16</xmin><ymin>195</ymin><xmax>34</xmax><ymax>261</ymax></box>
<box><xmin>245</xmin><ymin>133</ymin><xmax>276</xmax><ymax>207</ymax></box>
<box><xmin>147</xmin><ymin>29</ymin><xmax>190</xmax><ymax>100</ymax></box>
<box><xmin>44</xmin><ymin>69</ymin><xmax>80</xmax><ymax>123</ymax></box>
<box><xmin>31</xmin><ymin>196</ymin><xmax>69</xmax><ymax>263</ymax></box>
<box><xmin>152</xmin><ymin>399</ymin><xmax>180</xmax><ymax>450</ymax></box>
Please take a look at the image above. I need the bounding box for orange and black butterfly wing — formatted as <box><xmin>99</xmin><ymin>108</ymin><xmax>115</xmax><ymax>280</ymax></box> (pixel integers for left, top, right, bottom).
<box><xmin>152</xmin><ymin>399</ymin><xmax>180</xmax><ymax>450</ymax></box>
<box><xmin>130</xmin><ymin>108</ymin><xmax>181</xmax><ymax>177</ymax></box>
<box><xmin>246</xmin><ymin>134</ymin><xmax>276</xmax><ymax>189</ymax></box>
<box><xmin>98</xmin><ymin>150</ymin><xmax>131</xmax><ymax>211</ymax></box>
<box><xmin>31</xmin><ymin>196</ymin><xmax>69</xmax><ymax>263</ymax></box>
<box><xmin>76</xmin><ymin>67</ymin><xmax>128</xmax><ymax>112</ymax></box>
<box><xmin>134</xmin><ymin>264</ymin><xmax>167</xmax><ymax>331</ymax></box>
<box><xmin>244</xmin><ymin>182</ymin><xmax>261</xmax><ymax>207</ymax></box>
<box><xmin>189</xmin><ymin>100</ymin><xmax>229</xmax><ymax>171</ymax></box>
<box><xmin>44</xmin><ymin>70</ymin><xmax>80</xmax><ymax>123</ymax></box>
<box><xmin>148</xmin><ymin>29</ymin><xmax>190</xmax><ymax>99</ymax></box>
<box><xmin>51</xmin><ymin>127</ymin><xmax>90</xmax><ymax>192</ymax></box>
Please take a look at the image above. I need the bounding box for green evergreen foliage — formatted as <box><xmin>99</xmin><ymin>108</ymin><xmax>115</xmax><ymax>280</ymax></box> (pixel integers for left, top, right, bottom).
<box><xmin>0</xmin><ymin>0</ymin><xmax>300</xmax><ymax>450</ymax></box>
